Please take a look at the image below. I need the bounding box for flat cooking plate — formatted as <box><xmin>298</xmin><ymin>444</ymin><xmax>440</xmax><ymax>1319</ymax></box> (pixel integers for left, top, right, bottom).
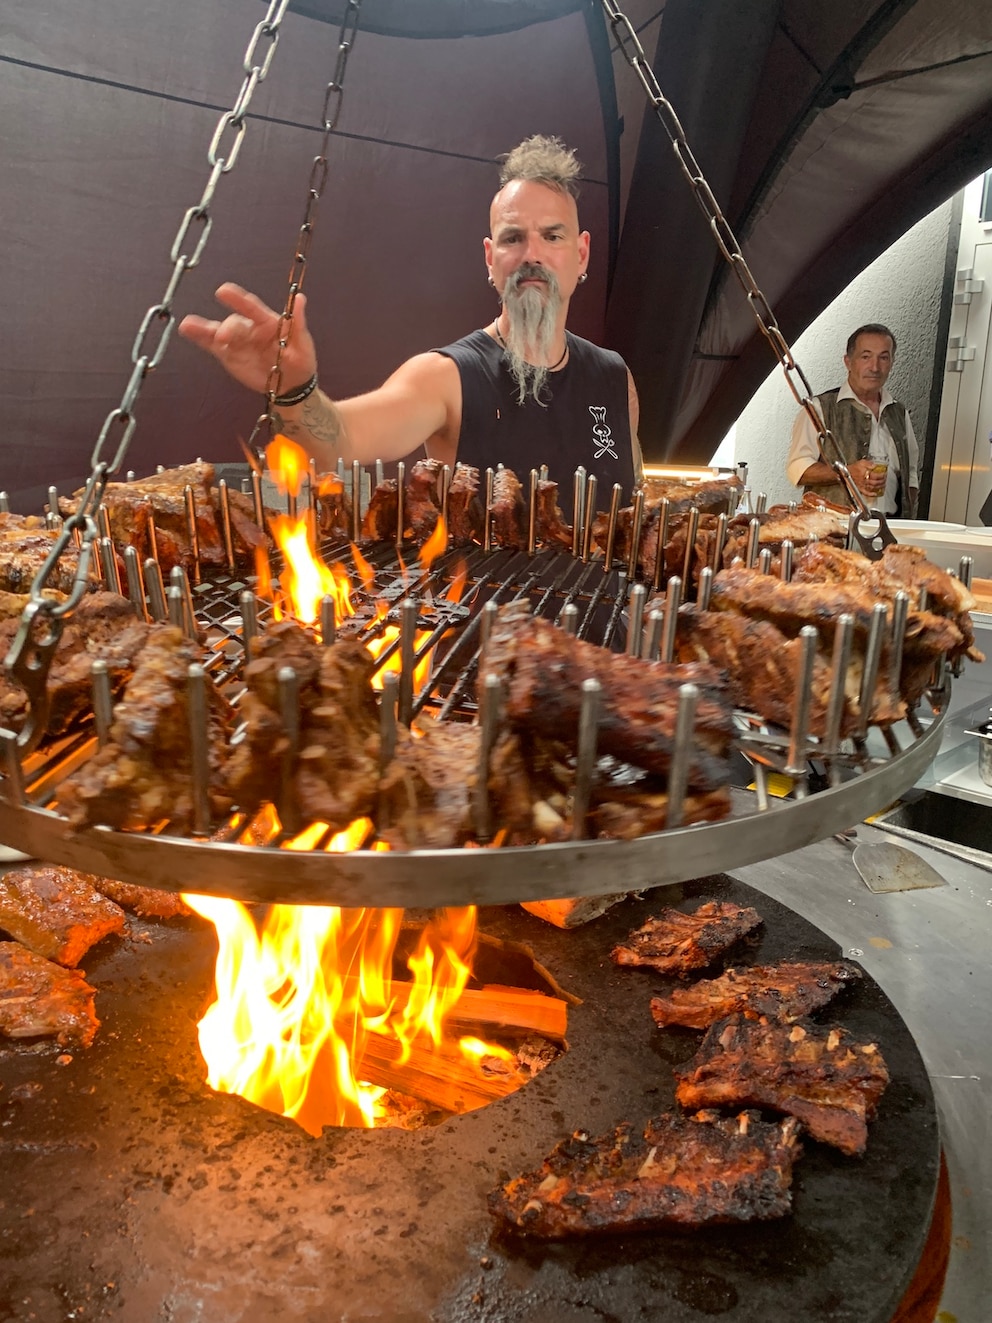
<box><xmin>0</xmin><ymin>877</ymin><xmax>938</xmax><ymax>1323</ymax></box>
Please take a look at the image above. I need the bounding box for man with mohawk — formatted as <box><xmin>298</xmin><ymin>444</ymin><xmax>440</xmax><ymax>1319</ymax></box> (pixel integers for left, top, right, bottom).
<box><xmin>179</xmin><ymin>135</ymin><xmax>643</xmax><ymax>506</ymax></box>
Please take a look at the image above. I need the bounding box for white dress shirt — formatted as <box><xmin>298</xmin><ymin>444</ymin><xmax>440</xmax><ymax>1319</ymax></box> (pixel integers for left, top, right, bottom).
<box><xmin>786</xmin><ymin>381</ymin><xmax>919</xmax><ymax>515</ymax></box>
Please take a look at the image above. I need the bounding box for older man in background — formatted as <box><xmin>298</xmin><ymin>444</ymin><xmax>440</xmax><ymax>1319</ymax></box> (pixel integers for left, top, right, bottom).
<box><xmin>785</xmin><ymin>323</ymin><xmax>919</xmax><ymax>518</ymax></box>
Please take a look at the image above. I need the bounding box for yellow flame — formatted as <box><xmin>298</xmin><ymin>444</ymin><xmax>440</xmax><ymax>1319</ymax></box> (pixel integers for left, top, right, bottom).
<box><xmin>266</xmin><ymin>434</ymin><xmax>308</xmax><ymax>499</ymax></box>
<box><xmin>182</xmin><ymin>891</ymin><xmax>510</xmax><ymax>1135</ymax></box>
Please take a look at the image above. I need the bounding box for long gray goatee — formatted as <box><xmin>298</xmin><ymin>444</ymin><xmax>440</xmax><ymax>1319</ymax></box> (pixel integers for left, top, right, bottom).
<box><xmin>501</xmin><ymin>264</ymin><xmax>563</xmax><ymax>405</ymax></box>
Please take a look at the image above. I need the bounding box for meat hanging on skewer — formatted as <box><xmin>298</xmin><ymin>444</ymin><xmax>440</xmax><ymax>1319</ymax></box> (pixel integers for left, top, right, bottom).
<box><xmin>649</xmin><ymin>960</ymin><xmax>864</xmax><ymax>1029</ymax></box>
<box><xmin>480</xmin><ymin>604</ymin><xmax>735</xmax><ymax>792</ymax></box>
<box><xmin>488</xmin><ymin>1108</ymin><xmax>803</xmax><ymax>1236</ymax></box>
<box><xmin>57</xmin><ymin>625</ymin><xmax>234</xmax><ymax>833</ymax></box>
<box><xmin>490</xmin><ymin>467</ymin><xmax>526</xmax><ymax>549</ymax></box>
<box><xmin>59</xmin><ymin>461</ymin><xmax>271</xmax><ymax>575</ymax></box>
<box><xmin>0</xmin><ymin>592</ymin><xmax>154</xmax><ymax>739</ymax></box>
<box><xmin>224</xmin><ymin>619</ymin><xmax>382</xmax><ymax>832</ymax></box>
<box><xmin>0</xmin><ymin>512</ymin><xmax>90</xmax><ymax>596</ymax></box>
<box><xmin>674</xmin><ymin>1014</ymin><xmax>890</xmax><ymax>1156</ymax></box>
<box><xmin>447</xmin><ymin>463</ymin><xmax>483</xmax><ymax>546</ymax></box>
<box><xmin>611</xmin><ymin>900</ymin><xmax>763</xmax><ymax>974</ymax></box>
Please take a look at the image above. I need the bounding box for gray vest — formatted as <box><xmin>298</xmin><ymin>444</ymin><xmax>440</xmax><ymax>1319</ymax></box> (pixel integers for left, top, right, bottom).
<box><xmin>802</xmin><ymin>388</ymin><xmax>916</xmax><ymax>518</ymax></box>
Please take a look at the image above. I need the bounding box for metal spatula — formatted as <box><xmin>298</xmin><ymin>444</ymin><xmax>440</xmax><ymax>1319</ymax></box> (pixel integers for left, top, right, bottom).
<box><xmin>835</xmin><ymin>831</ymin><xmax>946</xmax><ymax>893</ymax></box>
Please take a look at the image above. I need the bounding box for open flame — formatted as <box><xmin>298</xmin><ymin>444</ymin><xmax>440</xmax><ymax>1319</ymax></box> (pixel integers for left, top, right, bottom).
<box><xmin>186</xmin><ymin>448</ymin><xmax>521</xmax><ymax>1133</ymax></box>
<box><xmin>183</xmin><ymin>888</ymin><xmax>513</xmax><ymax>1134</ymax></box>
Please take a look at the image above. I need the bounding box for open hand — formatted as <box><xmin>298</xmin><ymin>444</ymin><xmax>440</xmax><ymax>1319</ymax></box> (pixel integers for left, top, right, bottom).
<box><xmin>178</xmin><ymin>282</ymin><xmax>317</xmax><ymax>397</ymax></box>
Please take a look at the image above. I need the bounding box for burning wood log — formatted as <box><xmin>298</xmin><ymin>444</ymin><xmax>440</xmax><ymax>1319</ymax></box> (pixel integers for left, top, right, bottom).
<box><xmin>357</xmin><ymin>1031</ymin><xmax>545</xmax><ymax>1114</ymax></box>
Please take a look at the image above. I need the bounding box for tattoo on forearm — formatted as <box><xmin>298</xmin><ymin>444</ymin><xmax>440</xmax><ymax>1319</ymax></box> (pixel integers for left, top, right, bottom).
<box><xmin>271</xmin><ymin>409</ymin><xmax>301</xmax><ymax>439</ymax></box>
<box><xmin>301</xmin><ymin>396</ymin><xmax>345</xmax><ymax>450</ymax></box>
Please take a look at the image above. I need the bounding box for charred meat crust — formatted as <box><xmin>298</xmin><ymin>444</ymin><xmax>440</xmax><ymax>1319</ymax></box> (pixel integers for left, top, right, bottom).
<box><xmin>57</xmin><ymin>625</ymin><xmax>234</xmax><ymax>832</ymax></box>
<box><xmin>0</xmin><ymin>592</ymin><xmax>151</xmax><ymax>737</ymax></box>
<box><xmin>649</xmin><ymin>960</ymin><xmax>863</xmax><ymax>1029</ymax></box>
<box><xmin>488</xmin><ymin>1109</ymin><xmax>803</xmax><ymax>1236</ymax></box>
<box><xmin>60</xmin><ymin>461</ymin><xmax>270</xmax><ymax>575</ymax></box>
<box><xmin>0</xmin><ymin>940</ymin><xmax>100</xmax><ymax>1049</ymax></box>
<box><xmin>482</xmin><ymin>608</ymin><xmax>734</xmax><ymax>791</ymax></box>
<box><xmin>0</xmin><ymin>865</ymin><xmax>126</xmax><ymax>967</ymax></box>
<box><xmin>611</xmin><ymin>901</ymin><xmax>763</xmax><ymax>974</ymax></box>
<box><xmin>674</xmin><ymin>1014</ymin><xmax>890</xmax><ymax>1156</ymax></box>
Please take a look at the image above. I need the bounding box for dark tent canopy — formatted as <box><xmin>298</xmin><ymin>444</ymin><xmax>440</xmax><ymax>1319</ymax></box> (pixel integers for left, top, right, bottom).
<box><xmin>2</xmin><ymin>0</ymin><xmax>991</xmax><ymax>507</ymax></box>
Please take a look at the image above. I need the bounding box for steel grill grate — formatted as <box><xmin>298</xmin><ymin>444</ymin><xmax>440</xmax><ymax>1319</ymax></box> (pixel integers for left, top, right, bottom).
<box><xmin>0</xmin><ymin>482</ymin><xmax>953</xmax><ymax>909</ymax></box>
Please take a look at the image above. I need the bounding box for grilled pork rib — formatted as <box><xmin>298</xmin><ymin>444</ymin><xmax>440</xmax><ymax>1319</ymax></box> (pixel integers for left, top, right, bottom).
<box><xmin>0</xmin><ymin>592</ymin><xmax>152</xmax><ymax>738</ymax></box>
<box><xmin>0</xmin><ymin>512</ymin><xmax>88</xmax><ymax>596</ymax></box>
<box><xmin>225</xmin><ymin>620</ymin><xmax>382</xmax><ymax>832</ymax></box>
<box><xmin>612</xmin><ymin>901</ymin><xmax>763</xmax><ymax>974</ymax></box>
<box><xmin>58</xmin><ymin>625</ymin><xmax>234</xmax><ymax>832</ymax></box>
<box><xmin>0</xmin><ymin>865</ymin><xmax>126</xmax><ymax>967</ymax></box>
<box><xmin>482</xmin><ymin>606</ymin><xmax>734</xmax><ymax>791</ymax></box>
<box><xmin>0</xmin><ymin>941</ymin><xmax>99</xmax><ymax>1048</ymax></box>
<box><xmin>60</xmin><ymin>461</ymin><xmax>269</xmax><ymax>574</ymax></box>
<box><xmin>649</xmin><ymin>960</ymin><xmax>863</xmax><ymax>1029</ymax></box>
<box><xmin>675</xmin><ymin>1014</ymin><xmax>890</xmax><ymax>1156</ymax></box>
<box><xmin>489</xmin><ymin>1109</ymin><xmax>803</xmax><ymax>1236</ymax></box>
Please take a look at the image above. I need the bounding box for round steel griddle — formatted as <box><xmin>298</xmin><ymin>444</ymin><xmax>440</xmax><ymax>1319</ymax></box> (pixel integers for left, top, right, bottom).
<box><xmin>0</xmin><ymin>706</ymin><xmax>946</xmax><ymax>908</ymax></box>
<box><xmin>0</xmin><ymin>876</ymin><xmax>939</xmax><ymax>1322</ymax></box>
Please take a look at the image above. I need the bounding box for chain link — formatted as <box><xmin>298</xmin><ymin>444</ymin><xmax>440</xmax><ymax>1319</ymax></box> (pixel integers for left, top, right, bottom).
<box><xmin>600</xmin><ymin>0</ymin><xmax>877</xmax><ymax>527</ymax></box>
<box><xmin>5</xmin><ymin>0</ymin><xmax>295</xmax><ymax>751</ymax></box>
<box><xmin>250</xmin><ymin>0</ymin><xmax>363</xmax><ymax>451</ymax></box>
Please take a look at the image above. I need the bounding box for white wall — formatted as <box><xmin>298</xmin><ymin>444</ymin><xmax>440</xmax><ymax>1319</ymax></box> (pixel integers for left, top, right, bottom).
<box><xmin>728</xmin><ymin>199</ymin><xmax>957</xmax><ymax>508</ymax></box>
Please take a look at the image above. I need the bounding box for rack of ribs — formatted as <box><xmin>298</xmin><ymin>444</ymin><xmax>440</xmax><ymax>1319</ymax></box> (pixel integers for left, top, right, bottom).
<box><xmin>59</xmin><ymin>461</ymin><xmax>270</xmax><ymax>574</ymax></box>
<box><xmin>0</xmin><ymin>592</ymin><xmax>153</xmax><ymax>738</ymax></box>
<box><xmin>0</xmin><ymin>864</ymin><xmax>126</xmax><ymax>968</ymax></box>
<box><xmin>57</xmin><ymin>625</ymin><xmax>234</xmax><ymax>832</ymax></box>
<box><xmin>481</xmin><ymin>607</ymin><xmax>735</xmax><ymax>791</ymax></box>
<box><xmin>611</xmin><ymin>900</ymin><xmax>763</xmax><ymax>974</ymax></box>
<box><xmin>488</xmin><ymin>1108</ymin><xmax>803</xmax><ymax>1236</ymax></box>
<box><xmin>674</xmin><ymin>1014</ymin><xmax>890</xmax><ymax>1156</ymax></box>
<box><xmin>0</xmin><ymin>941</ymin><xmax>100</xmax><ymax>1049</ymax></box>
<box><xmin>649</xmin><ymin>960</ymin><xmax>863</xmax><ymax>1029</ymax></box>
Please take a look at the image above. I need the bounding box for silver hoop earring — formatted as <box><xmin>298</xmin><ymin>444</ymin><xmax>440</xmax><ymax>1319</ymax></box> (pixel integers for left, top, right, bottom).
<box><xmin>577</xmin><ymin>272</ymin><xmax>588</xmax><ymax>284</ymax></box>
<box><xmin>487</xmin><ymin>275</ymin><xmax>495</xmax><ymax>287</ymax></box>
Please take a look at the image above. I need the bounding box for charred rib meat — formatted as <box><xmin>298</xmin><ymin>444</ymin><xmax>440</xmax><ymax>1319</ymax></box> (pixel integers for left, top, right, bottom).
<box><xmin>447</xmin><ymin>463</ymin><xmax>483</xmax><ymax>546</ymax></box>
<box><xmin>649</xmin><ymin>960</ymin><xmax>863</xmax><ymax>1029</ymax></box>
<box><xmin>482</xmin><ymin>605</ymin><xmax>734</xmax><ymax>791</ymax></box>
<box><xmin>0</xmin><ymin>941</ymin><xmax>99</xmax><ymax>1048</ymax></box>
<box><xmin>0</xmin><ymin>512</ymin><xmax>88</xmax><ymax>596</ymax></box>
<box><xmin>0</xmin><ymin>592</ymin><xmax>152</xmax><ymax>738</ymax></box>
<box><xmin>58</xmin><ymin>625</ymin><xmax>233</xmax><ymax>832</ymax></box>
<box><xmin>0</xmin><ymin>864</ymin><xmax>126</xmax><ymax>967</ymax></box>
<box><xmin>488</xmin><ymin>1109</ymin><xmax>803</xmax><ymax>1236</ymax></box>
<box><xmin>60</xmin><ymin>461</ymin><xmax>270</xmax><ymax>574</ymax></box>
<box><xmin>360</xmin><ymin>478</ymin><xmax>398</xmax><ymax>543</ymax></box>
<box><xmin>491</xmin><ymin>468</ymin><xmax>526</xmax><ymax>549</ymax></box>
<box><xmin>612</xmin><ymin>901</ymin><xmax>763</xmax><ymax>974</ymax></box>
<box><xmin>225</xmin><ymin>620</ymin><xmax>382</xmax><ymax>832</ymax></box>
<box><xmin>674</xmin><ymin>1014</ymin><xmax>890</xmax><ymax>1156</ymax></box>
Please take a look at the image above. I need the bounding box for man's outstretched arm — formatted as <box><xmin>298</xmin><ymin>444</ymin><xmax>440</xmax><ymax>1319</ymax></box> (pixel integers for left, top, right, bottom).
<box><xmin>178</xmin><ymin>283</ymin><xmax>457</xmax><ymax>469</ymax></box>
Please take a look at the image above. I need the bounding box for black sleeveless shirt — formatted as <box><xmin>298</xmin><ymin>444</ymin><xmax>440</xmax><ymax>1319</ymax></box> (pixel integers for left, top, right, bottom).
<box><xmin>435</xmin><ymin>329</ymin><xmax>638</xmax><ymax>514</ymax></box>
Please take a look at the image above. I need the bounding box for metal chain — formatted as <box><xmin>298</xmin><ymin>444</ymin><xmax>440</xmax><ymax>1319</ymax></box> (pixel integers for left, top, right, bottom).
<box><xmin>248</xmin><ymin>0</ymin><xmax>364</xmax><ymax>452</ymax></box>
<box><xmin>5</xmin><ymin>0</ymin><xmax>294</xmax><ymax>750</ymax></box>
<box><xmin>600</xmin><ymin>0</ymin><xmax>882</xmax><ymax>533</ymax></box>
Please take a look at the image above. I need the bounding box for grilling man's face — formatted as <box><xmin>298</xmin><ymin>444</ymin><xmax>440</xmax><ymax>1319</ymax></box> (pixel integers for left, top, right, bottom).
<box><xmin>484</xmin><ymin>180</ymin><xmax>589</xmax><ymax>308</ymax></box>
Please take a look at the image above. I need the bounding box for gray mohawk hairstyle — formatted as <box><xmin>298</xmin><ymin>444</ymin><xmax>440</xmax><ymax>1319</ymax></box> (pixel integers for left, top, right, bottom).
<box><xmin>498</xmin><ymin>135</ymin><xmax>582</xmax><ymax>199</ymax></box>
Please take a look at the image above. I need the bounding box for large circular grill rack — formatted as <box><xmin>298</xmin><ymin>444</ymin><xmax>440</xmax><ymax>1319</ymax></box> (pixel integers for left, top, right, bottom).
<box><xmin>0</xmin><ymin>503</ymin><xmax>951</xmax><ymax>908</ymax></box>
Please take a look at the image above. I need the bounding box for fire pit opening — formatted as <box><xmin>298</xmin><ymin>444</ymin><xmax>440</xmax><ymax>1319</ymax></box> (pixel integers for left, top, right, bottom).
<box><xmin>183</xmin><ymin>895</ymin><xmax>571</xmax><ymax>1136</ymax></box>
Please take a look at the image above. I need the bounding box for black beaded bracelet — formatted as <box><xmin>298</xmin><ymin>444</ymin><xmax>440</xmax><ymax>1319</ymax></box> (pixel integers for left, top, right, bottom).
<box><xmin>272</xmin><ymin>372</ymin><xmax>319</xmax><ymax>408</ymax></box>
